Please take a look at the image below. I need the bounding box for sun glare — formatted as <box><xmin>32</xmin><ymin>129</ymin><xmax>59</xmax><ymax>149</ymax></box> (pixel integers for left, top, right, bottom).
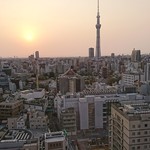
<box><xmin>20</xmin><ymin>25</ymin><xmax>39</xmax><ymax>43</ymax></box>
<box><xmin>24</xmin><ymin>32</ymin><xmax>34</xmax><ymax>42</ymax></box>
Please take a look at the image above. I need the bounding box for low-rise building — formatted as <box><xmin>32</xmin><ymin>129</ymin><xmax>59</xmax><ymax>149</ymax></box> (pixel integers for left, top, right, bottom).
<box><xmin>7</xmin><ymin>116</ymin><xmax>26</xmax><ymax>129</ymax></box>
<box><xmin>56</xmin><ymin>93</ymin><xmax>146</xmax><ymax>131</ymax></box>
<box><xmin>29</xmin><ymin>110</ymin><xmax>48</xmax><ymax>129</ymax></box>
<box><xmin>44</xmin><ymin>131</ymin><xmax>68</xmax><ymax>150</ymax></box>
<box><xmin>60</xmin><ymin>107</ymin><xmax>77</xmax><ymax>135</ymax></box>
<box><xmin>0</xmin><ymin>100</ymin><xmax>23</xmax><ymax>120</ymax></box>
<box><xmin>21</xmin><ymin>88</ymin><xmax>45</xmax><ymax>99</ymax></box>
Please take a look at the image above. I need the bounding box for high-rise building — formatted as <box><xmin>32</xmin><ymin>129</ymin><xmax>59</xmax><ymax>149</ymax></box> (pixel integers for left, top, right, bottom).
<box><xmin>111</xmin><ymin>53</ymin><xmax>115</xmax><ymax>58</ymax></box>
<box><xmin>95</xmin><ymin>0</ymin><xmax>101</xmax><ymax>59</ymax></box>
<box><xmin>89</xmin><ymin>47</ymin><xmax>94</xmax><ymax>58</ymax></box>
<box><xmin>28</xmin><ymin>54</ymin><xmax>34</xmax><ymax>60</ymax></box>
<box><xmin>102</xmin><ymin>66</ymin><xmax>108</xmax><ymax>78</ymax></box>
<box><xmin>131</xmin><ymin>48</ymin><xmax>141</xmax><ymax>62</ymax></box>
<box><xmin>145</xmin><ymin>63</ymin><xmax>150</xmax><ymax>81</ymax></box>
<box><xmin>1</xmin><ymin>61</ymin><xmax>12</xmax><ymax>76</ymax></box>
<box><xmin>56</xmin><ymin>92</ymin><xmax>146</xmax><ymax>132</ymax></box>
<box><xmin>110</xmin><ymin>103</ymin><xmax>150</xmax><ymax>150</ymax></box>
<box><xmin>35</xmin><ymin>51</ymin><xmax>39</xmax><ymax>59</ymax></box>
<box><xmin>79</xmin><ymin>96</ymin><xmax>108</xmax><ymax>130</ymax></box>
<box><xmin>0</xmin><ymin>72</ymin><xmax>9</xmax><ymax>90</ymax></box>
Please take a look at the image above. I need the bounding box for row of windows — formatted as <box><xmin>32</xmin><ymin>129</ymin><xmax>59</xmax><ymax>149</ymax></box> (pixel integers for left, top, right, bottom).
<box><xmin>17</xmin><ymin>122</ymin><xmax>24</xmax><ymax>125</ymax></box>
<box><xmin>31</xmin><ymin>124</ymin><xmax>46</xmax><ymax>127</ymax></box>
<box><xmin>132</xmin><ymin>130</ymin><xmax>150</xmax><ymax>136</ymax></box>
<box><xmin>132</xmin><ymin>123</ymin><xmax>149</xmax><ymax>128</ymax></box>
<box><xmin>132</xmin><ymin>138</ymin><xmax>149</xmax><ymax>143</ymax></box>
<box><xmin>132</xmin><ymin>145</ymin><xmax>150</xmax><ymax>150</ymax></box>
<box><xmin>48</xmin><ymin>142</ymin><xmax>62</xmax><ymax>148</ymax></box>
<box><xmin>30</xmin><ymin>120</ymin><xmax>46</xmax><ymax>123</ymax></box>
<box><xmin>0</xmin><ymin>105</ymin><xmax>12</xmax><ymax>108</ymax></box>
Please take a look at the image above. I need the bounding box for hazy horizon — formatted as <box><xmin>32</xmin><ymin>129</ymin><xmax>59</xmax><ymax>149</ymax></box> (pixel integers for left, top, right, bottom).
<box><xmin>0</xmin><ymin>0</ymin><xmax>150</xmax><ymax>57</ymax></box>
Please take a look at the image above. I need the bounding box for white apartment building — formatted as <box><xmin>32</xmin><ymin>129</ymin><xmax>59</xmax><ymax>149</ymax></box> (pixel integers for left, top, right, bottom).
<box><xmin>8</xmin><ymin>116</ymin><xmax>26</xmax><ymax>129</ymax></box>
<box><xmin>122</xmin><ymin>73</ymin><xmax>139</xmax><ymax>85</ymax></box>
<box><xmin>79</xmin><ymin>96</ymin><xmax>105</xmax><ymax>129</ymax></box>
<box><xmin>56</xmin><ymin>94</ymin><xmax>80</xmax><ymax>130</ymax></box>
<box><xmin>21</xmin><ymin>88</ymin><xmax>45</xmax><ymax>99</ymax></box>
<box><xmin>56</xmin><ymin>93</ymin><xmax>145</xmax><ymax>131</ymax></box>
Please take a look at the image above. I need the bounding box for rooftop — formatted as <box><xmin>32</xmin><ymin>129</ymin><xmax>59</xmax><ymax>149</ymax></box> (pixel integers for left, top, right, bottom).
<box><xmin>45</xmin><ymin>131</ymin><xmax>65</xmax><ymax>142</ymax></box>
<box><xmin>123</xmin><ymin>103</ymin><xmax>150</xmax><ymax>114</ymax></box>
<box><xmin>1</xmin><ymin>129</ymin><xmax>32</xmax><ymax>142</ymax></box>
<box><xmin>0</xmin><ymin>100</ymin><xmax>22</xmax><ymax>105</ymax></box>
<box><xmin>61</xmin><ymin>68</ymin><xmax>80</xmax><ymax>78</ymax></box>
<box><xmin>112</xmin><ymin>102</ymin><xmax>150</xmax><ymax>121</ymax></box>
<box><xmin>21</xmin><ymin>88</ymin><xmax>44</xmax><ymax>94</ymax></box>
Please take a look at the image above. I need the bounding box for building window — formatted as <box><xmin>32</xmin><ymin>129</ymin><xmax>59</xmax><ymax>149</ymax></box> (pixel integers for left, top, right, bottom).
<box><xmin>137</xmin><ymin>146</ymin><xmax>140</xmax><ymax>149</ymax></box>
<box><xmin>132</xmin><ymin>125</ymin><xmax>135</xmax><ymax>128</ymax></box>
<box><xmin>137</xmin><ymin>139</ymin><xmax>140</xmax><ymax>142</ymax></box>
<box><xmin>144</xmin><ymin>145</ymin><xmax>147</xmax><ymax>149</ymax></box>
<box><xmin>132</xmin><ymin>132</ymin><xmax>135</xmax><ymax>136</ymax></box>
<box><xmin>132</xmin><ymin>139</ymin><xmax>135</xmax><ymax>143</ymax></box>
<box><xmin>138</xmin><ymin>125</ymin><xmax>141</xmax><ymax>128</ymax></box>
<box><xmin>132</xmin><ymin>147</ymin><xmax>135</xmax><ymax>150</ymax></box>
<box><xmin>144</xmin><ymin>131</ymin><xmax>148</xmax><ymax>134</ymax></box>
<box><xmin>103</xmin><ymin>113</ymin><xmax>106</xmax><ymax>116</ymax></box>
<box><xmin>49</xmin><ymin>144</ymin><xmax>51</xmax><ymax>148</ymax></box>
<box><xmin>145</xmin><ymin>124</ymin><xmax>148</xmax><ymax>127</ymax></box>
<box><xmin>137</xmin><ymin>132</ymin><xmax>140</xmax><ymax>135</ymax></box>
<box><xmin>144</xmin><ymin>138</ymin><xmax>147</xmax><ymax>142</ymax></box>
<box><xmin>103</xmin><ymin>103</ymin><xmax>106</xmax><ymax>107</ymax></box>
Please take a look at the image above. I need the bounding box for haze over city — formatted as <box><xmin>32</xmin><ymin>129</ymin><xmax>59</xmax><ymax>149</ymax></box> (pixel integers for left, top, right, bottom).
<box><xmin>0</xmin><ymin>0</ymin><xmax>150</xmax><ymax>57</ymax></box>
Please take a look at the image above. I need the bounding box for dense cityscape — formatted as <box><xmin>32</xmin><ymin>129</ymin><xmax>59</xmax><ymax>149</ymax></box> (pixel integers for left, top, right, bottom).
<box><xmin>1</xmin><ymin>0</ymin><xmax>150</xmax><ymax>150</ymax></box>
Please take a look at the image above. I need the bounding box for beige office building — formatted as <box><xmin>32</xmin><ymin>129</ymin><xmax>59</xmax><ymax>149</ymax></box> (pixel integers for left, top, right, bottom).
<box><xmin>0</xmin><ymin>100</ymin><xmax>23</xmax><ymax>120</ymax></box>
<box><xmin>110</xmin><ymin>103</ymin><xmax>150</xmax><ymax>150</ymax></box>
<box><xmin>60</xmin><ymin>107</ymin><xmax>77</xmax><ymax>135</ymax></box>
<box><xmin>29</xmin><ymin>111</ymin><xmax>48</xmax><ymax>129</ymax></box>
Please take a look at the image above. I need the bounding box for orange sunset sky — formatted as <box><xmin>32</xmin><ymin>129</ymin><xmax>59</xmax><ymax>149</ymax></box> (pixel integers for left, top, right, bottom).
<box><xmin>0</xmin><ymin>0</ymin><xmax>150</xmax><ymax>57</ymax></box>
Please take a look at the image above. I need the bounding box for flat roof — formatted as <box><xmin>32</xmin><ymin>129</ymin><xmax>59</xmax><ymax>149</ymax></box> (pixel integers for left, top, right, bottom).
<box><xmin>0</xmin><ymin>100</ymin><xmax>21</xmax><ymax>105</ymax></box>
<box><xmin>45</xmin><ymin>136</ymin><xmax>65</xmax><ymax>143</ymax></box>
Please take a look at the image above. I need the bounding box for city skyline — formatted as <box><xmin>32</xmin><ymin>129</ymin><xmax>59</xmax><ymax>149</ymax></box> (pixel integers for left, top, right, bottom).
<box><xmin>0</xmin><ymin>0</ymin><xmax>150</xmax><ymax>57</ymax></box>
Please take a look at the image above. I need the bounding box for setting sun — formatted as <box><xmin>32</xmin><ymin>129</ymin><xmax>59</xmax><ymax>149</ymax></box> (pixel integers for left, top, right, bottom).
<box><xmin>21</xmin><ymin>26</ymin><xmax>38</xmax><ymax>43</ymax></box>
<box><xmin>24</xmin><ymin>32</ymin><xmax>34</xmax><ymax>42</ymax></box>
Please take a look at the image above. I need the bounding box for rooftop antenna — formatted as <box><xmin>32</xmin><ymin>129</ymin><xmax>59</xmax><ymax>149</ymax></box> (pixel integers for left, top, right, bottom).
<box><xmin>97</xmin><ymin>0</ymin><xmax>100</xmax><ymax>15</ymax></box>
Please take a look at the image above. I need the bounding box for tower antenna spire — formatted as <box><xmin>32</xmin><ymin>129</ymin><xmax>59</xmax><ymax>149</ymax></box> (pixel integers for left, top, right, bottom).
<box><xmin>95</xmin><ymin>0</ymin><xmax>101</xmax><ymax>59</ymax></box>
<box><xmin>98</xmin><ymin>0</ymin><xmax>99</xmax><ymax>14</ymax></box>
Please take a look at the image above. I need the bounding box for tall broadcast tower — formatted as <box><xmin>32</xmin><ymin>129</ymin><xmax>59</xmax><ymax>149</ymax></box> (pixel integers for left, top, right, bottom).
<box><xmin>95</xmin><ymin>0</ymin><xmax>101</xmax><ymax>59</ymax></box>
